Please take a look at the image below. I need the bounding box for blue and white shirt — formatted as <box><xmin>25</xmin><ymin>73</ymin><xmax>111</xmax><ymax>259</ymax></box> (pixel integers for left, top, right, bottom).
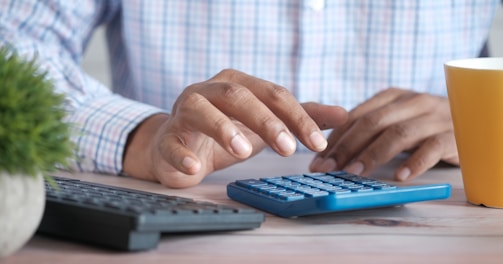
<box><xmin>0</xmin><ymin>0</ymin><xmax>499</xmax><ymax>175</ymax></box>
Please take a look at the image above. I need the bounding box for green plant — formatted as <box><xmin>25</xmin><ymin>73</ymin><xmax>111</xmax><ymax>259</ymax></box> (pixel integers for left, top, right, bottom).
<box><xmin>0</xmin><ymin>46</ymin><xmax>74</xmax><ymax>178</ymax></box>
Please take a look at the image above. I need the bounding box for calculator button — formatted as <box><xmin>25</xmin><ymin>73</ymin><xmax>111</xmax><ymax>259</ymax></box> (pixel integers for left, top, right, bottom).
<box><xmin>339</xmin><ymin>181</ymin><xmax>357</xmax><ymax>187</ymax></box>
<box><xmin>277</xmin><ymin>192</ymin><xmax>305</xmax><ymax>201</ymax></box>
<box><xmin>354</xmin><ymin>187</ymin><xmax>374</xmax><ymax>192</ymax></box>
<box><xmin>368</xmin><ymin>182</ymin><xmax>387</xmax><ymax>188</ymax></box>
<box><xmin>374</xmin><ymin>184</ymin><xmax>396</xmax><ymax>190</ymax></box>
<box><xmin>267</xmin><ymin>188</ymin><xmax>287</xmax><ymax>194</ymax></box>
<box><xmin>354</xmin><ymin>177</ymin><xmax>378</xmax><ymax>184</ymax></box>
<box><xmin>321</xmin><ymin>178</ymin><xmax>344</xmax><ymax>185</ymax></box>
<box><xmin>257</xmin><ymin>185</ymin><xmax>279</xmax><ymax>193</ymax></box>
<box><xmin>260</xmin><ymin>177</ymin><xmax>283</xmax><ymax>182</ymax></box>
<box><xmin>283</xmin><ymin>175</ymin><xmax>305</xmax><ymax>180</ymax></box>
<box><xmin>318</xmin><ymin>186</ymin><xmax>343</xmax><ymax>193</ymax></box>
<box><xmin>303</xmin><ymin>172</ymin><xmax>327</xmax><ymax>177</ymax></box>
<box><xmin>301</xmin><ymin>190</ymin><xmax>329</xmax><ymax>197</ymax></box>
<box><xmin>280</xmin><ymin>182</ymin><xmax>302</xmax><ymax>188</ymax></box>
<box><xmin>331</xmin><ymin>189</ymin><xmax>352</xmax><ymax>194</ymax></box>
<box><xmin>236</xmin><ymin>179</ymin><xmax>268</xmax><ymax>188</ymax></box>
<box><xmin>290</xmin><ymin>186</ymin><xmax>314</xmax><ymax>192</ymax></box>
<box><xmin>310</xmin><ymin>183</ymin><xmax>335</xmax><ymax>189</ymax></box>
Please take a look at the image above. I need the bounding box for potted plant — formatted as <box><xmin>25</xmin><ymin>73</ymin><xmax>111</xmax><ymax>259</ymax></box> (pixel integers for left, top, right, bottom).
<box><xmin>0</xmin><ymin>46</ymin><xmax>74</xmax><ymax>258</ymax></box>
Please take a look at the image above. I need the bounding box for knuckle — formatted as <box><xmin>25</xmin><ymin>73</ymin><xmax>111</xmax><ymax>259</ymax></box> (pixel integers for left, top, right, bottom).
<box><xmin>389</xmin><ymin>123</ymin><xmax>413</xmax><ymax>139</ymax></box>
<box><xmin>407</xmin><ymin>137</ymin><xmax>446</xmax><ymax>172</ymax></box>
<box><xmin>217</xmin><ymin>68</ymin><xmax>238</xmax><ymax>78</ymax></box>
<box><xmin>358</xmin><ymin>114</ymin><xmax>382</xmax><ymax>129</ymax></box>
<box><xmin>258</xmin><ymin>115</ymin><xmax>281</xmax><ymax>131</ymax></box>
<box><xmin>211</xmin><ymin>116</ymin><xmax>233</xmax><ymax>137</ymax></box>
<box><xmin>409</xmin><ymin>155</ymin><xmax>429</xmax><ymax>171</ymax></box>
<box><xmin>426</xmin><ymin>136</ymin><xmax>445</xmax><ymax>151</ymax></box>
<box><xmin>379</xmin><ymin>87</ymin><xmax>401</xmax><ymax>96</ymax></box>
<box><xmin>300</xmin><ymin>117</ymin><xmax>316</xmax><ymax>133</ymax></box>
<box><xmin>360</xmin><ymin>148</ymin><xmax>380</xmax><ymax>165</ymax></box>
<box><xmin>267</xmin><ymin>84</ymin><xmax>291</xmax><ymax>102</ymax></box>
<box><xmin>294</xmin><ymin>112</ymin><xmax>315</xmax><ymax>130</ymax></box>
<box><xmin>177</xmin><ymin>92</ymin><xmax>206</xmax><ymax>112</ymax></box>
<box><xmin>384</xmin><ymin>87</ymin><xmax>399</xmax><ymax>93</ymax></box>
<box><xmin>220</xmin><ymin>82</ymin><xmax>247</xmax><ymax>100</ymax></box>
<box><xmin>414</xmin><ymin>92</ymin><xmax>432</xmax><ymax>102</ymax></box>
<box><xmin>409</xmin><ymin>92</ymin><xmax>433</xmax><ymax>106</ymax></box>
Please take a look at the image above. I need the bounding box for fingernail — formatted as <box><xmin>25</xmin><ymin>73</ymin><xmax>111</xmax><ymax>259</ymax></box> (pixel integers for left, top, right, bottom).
<box><xmin>319</xmin><ymin>158</ymin><xmax>337</xmax><ymax>172</ymax></box>
<box><xmin>276</xmin><ymin>131</ymin><xmax>296</xmax><ymax>154</ymax></box>
<box><xmin>344</xmin><ymin>161</ymin><xmax>364</xmax><ymax>175</ymax></box>
<box><xmin>309</xmin><ymin>131</ymin><xmax>327</xmax><ymax>151</ymax></box>
<box><xmin>231</xmin><ymin>134</ymin><xmax>251</xmax><ymax>156</ymax></box>
<box><xmin>396</xmin><ymin>167</ymin><xmax>411</xmax><ymax>181</ymax></box>
<box><xmin>182</xmin><ymin>156</ymin><xmax>197</xmax><ymax>169</ymax></box>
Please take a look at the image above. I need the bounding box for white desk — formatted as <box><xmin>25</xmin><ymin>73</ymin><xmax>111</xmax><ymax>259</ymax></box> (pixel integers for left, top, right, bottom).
<box><xmin>4</xmin><ymin>152</ymin><xmax>503</xmax><ymax>264</ymax></box>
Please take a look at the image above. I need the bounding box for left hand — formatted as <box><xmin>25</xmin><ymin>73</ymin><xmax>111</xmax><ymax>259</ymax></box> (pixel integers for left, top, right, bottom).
<box><xmin>309</xmin><ymin>88</ymin><xmax>459</xmax><ymax>181</ymax></box>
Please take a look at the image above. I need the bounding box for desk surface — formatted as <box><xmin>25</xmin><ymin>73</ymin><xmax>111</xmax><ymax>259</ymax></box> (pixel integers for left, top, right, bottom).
<box><xmin>4</xmin><ymin>152</ymin><xmax>503</xmax><ymax>264</ymax></box>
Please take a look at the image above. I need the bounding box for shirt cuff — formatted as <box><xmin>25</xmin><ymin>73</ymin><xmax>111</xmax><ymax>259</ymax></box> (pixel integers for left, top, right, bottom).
<box><xmin>66</xmin><ymin>94</ymin><xmax>167</xmax><ymax>175</ymax></box>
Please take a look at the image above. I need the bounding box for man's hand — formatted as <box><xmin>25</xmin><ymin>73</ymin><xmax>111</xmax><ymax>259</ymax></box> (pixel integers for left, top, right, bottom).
<box><xmin>309</xmin><ymin>88</ymin><xmax>459</xmax><ymax>181</ymax></box>
<box><xmin>123</xmin><ymin>69</ymin><xmax>348</xmax><ymax>188</ymax></box>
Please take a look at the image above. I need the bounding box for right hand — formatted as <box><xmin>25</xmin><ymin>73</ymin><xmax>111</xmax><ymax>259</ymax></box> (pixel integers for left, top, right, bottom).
<box><xmin>123</xmin><ymin>69</ymin><xmax>348</xmax><ymax>188</ymax></box>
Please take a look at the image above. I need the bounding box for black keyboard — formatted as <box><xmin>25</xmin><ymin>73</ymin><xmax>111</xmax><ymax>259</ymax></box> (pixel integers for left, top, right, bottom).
<box><xmin>37</xmin><ymin>177</ymin><xmax>264</xmax><ymax>251</ymax></box>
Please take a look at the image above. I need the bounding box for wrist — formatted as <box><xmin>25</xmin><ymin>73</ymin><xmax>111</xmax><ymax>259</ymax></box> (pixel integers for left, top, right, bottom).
<box><xmin>123</xmin><ymin>113</ymin><xmax>170</xmax><ymax>181</ymax></box>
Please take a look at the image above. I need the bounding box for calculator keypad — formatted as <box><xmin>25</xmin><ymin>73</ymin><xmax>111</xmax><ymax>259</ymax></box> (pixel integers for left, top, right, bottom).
<box><xmin>235</xmin><ymin>171</ymin><xmax>396</xmax><ymax>201</ymax></box>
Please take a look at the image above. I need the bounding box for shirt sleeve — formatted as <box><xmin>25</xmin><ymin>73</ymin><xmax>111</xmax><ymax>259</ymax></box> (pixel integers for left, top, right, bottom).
<box><xmin>0</xmin><ymin>0</ymin><xmax>166</xmax><ymax>174</ymax></box>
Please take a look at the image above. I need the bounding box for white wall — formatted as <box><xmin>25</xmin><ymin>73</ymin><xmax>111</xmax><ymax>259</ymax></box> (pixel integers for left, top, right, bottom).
<box><xmin>82</xmin><ymin>5</ymin><xmax>503</xmax><ymax>88</ymax></box>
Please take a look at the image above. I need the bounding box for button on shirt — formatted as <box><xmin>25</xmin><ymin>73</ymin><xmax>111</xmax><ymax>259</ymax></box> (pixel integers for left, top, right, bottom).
<box><xmin>0</xmin><ymin>0</ymin><xmax>499</xmax><ymax>174</ymax></box>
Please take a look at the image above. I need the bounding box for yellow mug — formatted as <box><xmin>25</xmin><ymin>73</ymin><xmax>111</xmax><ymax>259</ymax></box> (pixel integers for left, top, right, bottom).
<box><xmin>445</xmin><ymin>57</ymin><xmax>503</xmax><ymax>208</ymax></box>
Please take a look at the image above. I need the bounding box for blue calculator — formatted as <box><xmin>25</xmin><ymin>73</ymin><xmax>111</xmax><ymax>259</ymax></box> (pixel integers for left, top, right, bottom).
<box><xmin>227</xmin><ymin>171</ymin><xmax>451</xmax><ymax>218</ymax></box>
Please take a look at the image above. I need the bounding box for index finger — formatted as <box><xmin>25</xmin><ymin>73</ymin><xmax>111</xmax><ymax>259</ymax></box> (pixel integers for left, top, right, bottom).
<box><xmin>211</xmin><ymin>69</ymin><xmax>329</xmax><ymax>152</ymax></box>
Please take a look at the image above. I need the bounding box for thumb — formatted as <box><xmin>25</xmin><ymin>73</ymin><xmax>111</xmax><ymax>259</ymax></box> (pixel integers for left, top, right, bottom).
<box><xmin>301</xmin><ymin>102</ymin><xmax>348</xmax><ymax>130</ymax></box>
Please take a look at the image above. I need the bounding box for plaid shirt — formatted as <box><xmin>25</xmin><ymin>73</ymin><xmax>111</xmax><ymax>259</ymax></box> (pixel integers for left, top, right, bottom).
<box><xmin>0</xmin><ymin>0</ymin><xmax>499</xmax><ymax>174</ymax></box>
